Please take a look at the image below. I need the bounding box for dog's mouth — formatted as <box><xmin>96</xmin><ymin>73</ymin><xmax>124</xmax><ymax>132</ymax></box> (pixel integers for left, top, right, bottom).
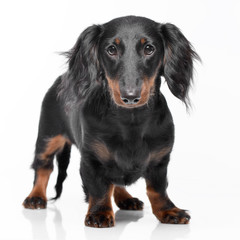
<box><xmin>106</xmin><ymin>76</ymin><xmax>155</xmax><ymax>108</ymax></box>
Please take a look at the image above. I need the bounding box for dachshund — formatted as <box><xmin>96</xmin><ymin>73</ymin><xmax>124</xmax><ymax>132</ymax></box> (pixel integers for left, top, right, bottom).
<box><xmin>23</xmin><ymin>16</ymin><xmax>199</xmax><ymax>228</ymax></box>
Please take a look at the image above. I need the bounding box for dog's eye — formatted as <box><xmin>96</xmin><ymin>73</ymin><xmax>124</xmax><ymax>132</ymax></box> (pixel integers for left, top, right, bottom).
<box><xmin>144</xmin><ymin>45</ymin><xmax>155</xmax><ymax>56</ymax></box>
<box><xmin>107</xmin><ymin>45</ymin><xmax>118</xmax><ymax>56</ymax></box>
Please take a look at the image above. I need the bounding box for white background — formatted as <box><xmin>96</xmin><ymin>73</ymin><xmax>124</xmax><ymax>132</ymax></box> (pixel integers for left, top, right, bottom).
<box><xmin>0</xmin><ymin>0</ymin><xmax>240</xmax><ymax>239</ymax></box>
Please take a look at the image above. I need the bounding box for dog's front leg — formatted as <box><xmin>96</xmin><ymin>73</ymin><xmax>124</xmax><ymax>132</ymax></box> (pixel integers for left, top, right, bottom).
<box><xmin>80</xmin><ymin>159</ymin><xmax>115</xmax><ymax>228</ymax></box>
<box><xmin>145</xmin><ymin>155</ymin><xmax>190</xmax><ymax>224</ymax></box>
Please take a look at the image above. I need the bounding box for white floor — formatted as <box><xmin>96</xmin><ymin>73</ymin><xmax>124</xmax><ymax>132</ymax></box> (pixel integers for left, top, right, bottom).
<box><xmin>3</xmin><ymin>189</ymin><xmax>240</xmax><ymax>240</ymax></box>
<box><xmin>1</xmin><ymin>147</ymin><xmax>240</xmax><ymax>240</ymax></box>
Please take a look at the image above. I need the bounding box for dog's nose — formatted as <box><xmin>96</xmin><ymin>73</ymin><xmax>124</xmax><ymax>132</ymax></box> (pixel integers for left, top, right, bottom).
<box><xmin>120</xmin><ymin>94</ymin><xmax>141</xmax><ymax>105</ymax></box>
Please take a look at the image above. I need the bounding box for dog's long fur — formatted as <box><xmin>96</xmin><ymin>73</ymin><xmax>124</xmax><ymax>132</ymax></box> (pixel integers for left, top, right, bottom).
<box><xmin>23</xmin><ymin>16</ymin><xmax>199</xmax><ymax>227</ymax></box>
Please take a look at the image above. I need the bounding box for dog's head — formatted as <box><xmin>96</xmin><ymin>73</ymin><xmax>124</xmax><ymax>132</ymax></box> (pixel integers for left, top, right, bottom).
<box><xmin>66</xmin><ymin>16</ymin><xmax>199</xmax><ymax>108</ymax></box>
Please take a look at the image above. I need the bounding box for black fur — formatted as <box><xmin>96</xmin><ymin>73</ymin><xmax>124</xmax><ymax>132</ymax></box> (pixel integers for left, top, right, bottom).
<box><xmin>24</xmin><ymin>16</ymin><xmax>199</xmax><ymax>225</ymax></box>
<box><xmin>52</xmin><ymin>143</ymin><xmax>71</xmax><ymax>200</ymax></box>
<box><xmin>159</xmin><ymin>23</ymin><xmax>199</xmax><ymax>107</ymax></box>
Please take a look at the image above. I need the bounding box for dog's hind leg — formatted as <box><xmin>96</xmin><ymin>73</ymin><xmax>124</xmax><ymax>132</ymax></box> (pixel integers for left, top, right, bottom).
<box><xmin>23</xmin><ymin>135</ymin><xmax>70</xmax><ymax>209</ymax></box>
<box><xmin>113</xmin><ymin>186</ymin><xmax>144</xmax><ymax>210</ymax></box>
<box><xmin>23</xmin><ymin>77</ymin><xmax>72</xmax><ymax>209</ymax></box>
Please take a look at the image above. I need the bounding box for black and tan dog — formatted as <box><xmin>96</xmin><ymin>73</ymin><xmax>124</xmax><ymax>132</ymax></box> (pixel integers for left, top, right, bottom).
<box><xmin>23</xmin><ymin>16</ymin><xmax>199</xmax><ymax>227</ymax></box>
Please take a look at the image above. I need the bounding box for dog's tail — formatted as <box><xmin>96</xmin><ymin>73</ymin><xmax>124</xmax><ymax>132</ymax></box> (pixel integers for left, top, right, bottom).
<box><xmin>51</xmin><ymin>143</ymin><xmax>71</xmax><ymax>201</ymax></box>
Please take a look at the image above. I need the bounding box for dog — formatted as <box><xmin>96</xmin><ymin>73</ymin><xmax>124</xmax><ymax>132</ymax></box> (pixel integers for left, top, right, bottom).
<box><xmin>23</xmin><ymin>16</ymin><xmax>199</xmax><ymax>228</ymax></box>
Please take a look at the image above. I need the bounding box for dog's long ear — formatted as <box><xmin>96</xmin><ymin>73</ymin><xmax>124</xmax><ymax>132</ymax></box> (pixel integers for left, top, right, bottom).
<box><xmin>159</xmin><ymin>23</ymin><xmax>200</xmax><ymax>107</ymax></box>
<box><xmin>65</xmin><ymin>24</ymin><xmax>103</xmax><ymax>98</ymax></box>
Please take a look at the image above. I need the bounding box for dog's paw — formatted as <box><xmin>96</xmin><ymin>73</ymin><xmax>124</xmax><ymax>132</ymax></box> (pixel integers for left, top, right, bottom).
<box><xmin>23</xmin><ymin>197</ymin><xmax>47</xmax><ymax>209</ymax></box>
<box><xmin>155</xmin><ymin>207</ymin><xmax>190</xmax><ymax>224</ymax></box>
<box><xmin>85</xmin><ymin>212</ymin><xmax>115</xmax><ymax>228</ymax></box>
<box><xmin>117</xmin><ymin>197</ymin><xmax>144</xmax><ymax>210</ymax></box>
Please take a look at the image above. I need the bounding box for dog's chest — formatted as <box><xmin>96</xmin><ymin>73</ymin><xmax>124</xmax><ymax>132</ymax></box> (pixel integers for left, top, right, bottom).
<box><xmin>98</xmin><ymin>120</ymin><xmax>153</xmax><ymax>184</ymax></box>
<box><xmin>80</xmin><ymin>104</ymin><xmax>173</xmax><ymax>184</ymax></box>
<box><xmin>104</xmin><ymin>136</ymin><xmax>150</xmax><ymax>185</ymax></box>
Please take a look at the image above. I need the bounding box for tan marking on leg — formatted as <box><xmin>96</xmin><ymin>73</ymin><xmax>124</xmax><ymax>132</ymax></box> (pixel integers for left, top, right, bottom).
<box><xmin>146</xmin><ymin>184</ymin><xmax>166</xmax><ymax>214</ymax></box>
<box><xmin>28</xmin><ymin>169</ymin><xmax>53</xmax><ymax>201</ymax></box>
<box><xmin>40</xmin><ymin>135</ymin><xmax>70</xmax><ymax>160</ymax></box>
<box><xmin>87</xmin><ymin>185</ymin><xmax>114</xmax><ymax>212</ymax></box>
<box><xmin>114</xmin><ymin>186</ymin><xmax>132</xmax><ymax>204</ymax></box>
<box><xmin>85</xmin><ymin>185</ymin><xmax>115</xmax><ymax>228</ymax></box>
<box><xmin>114</xmin><ymin>186</ymin><xmax>144</xmax><ymax>210</ymax></box>
<box><xmin>146</xmin><ymin>182</ymin><xmax>190</xmax><ymax>224</ymax></box>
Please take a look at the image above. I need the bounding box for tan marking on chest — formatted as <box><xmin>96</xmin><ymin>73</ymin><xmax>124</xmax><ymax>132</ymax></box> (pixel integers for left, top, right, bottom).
<box><xmin>150</xmin><ymin>147</ymin><xmax>172</xmax><ymax>161</ymax></box>
<box><xmin>92</xmin><ymin>140</ymin><xmax>112</xmax><ymax>161</ymax></box>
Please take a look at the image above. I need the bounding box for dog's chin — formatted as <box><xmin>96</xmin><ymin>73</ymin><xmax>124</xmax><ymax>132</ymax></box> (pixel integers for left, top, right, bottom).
<box><xmin>123</xmin><ymin>103</ymin><xmax>148</xmax><ymax>109</ymax></box>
